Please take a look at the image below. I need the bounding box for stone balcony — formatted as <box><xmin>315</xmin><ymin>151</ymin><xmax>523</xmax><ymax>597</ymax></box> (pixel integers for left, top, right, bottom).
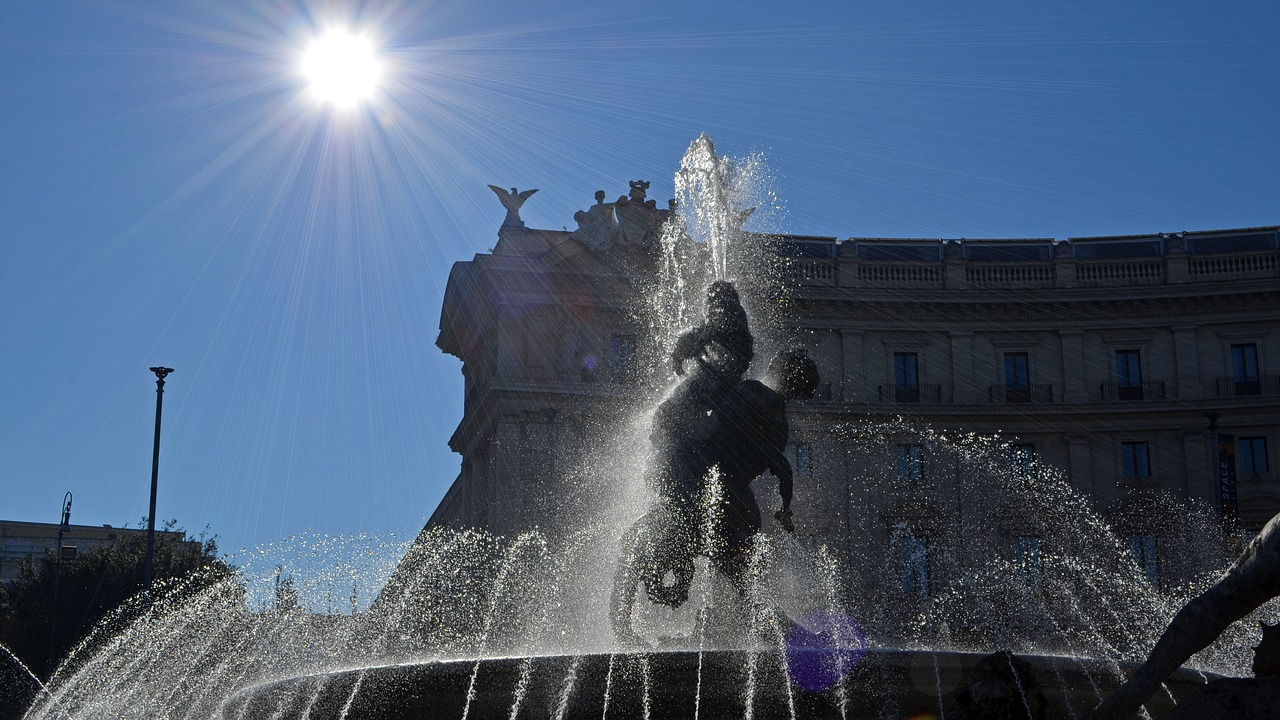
<box><xmin>779</xmin><ymin>227</ymin><xmax>1279</xmax><ymax>291</ymax></box>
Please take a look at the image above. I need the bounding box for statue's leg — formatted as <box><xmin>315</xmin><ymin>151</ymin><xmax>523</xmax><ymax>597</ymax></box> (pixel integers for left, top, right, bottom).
<box><xmin>644</xmin><ymin>502</ymin><xmax>697</xmax><ymax>608</ymax></box>
<box><xmin>714</xmin><ymin>481</ymin><xmax>761</xmax><ymax>595</ymax></box>
<box><xmin>1093</xmin><ymin>516</ymin><xmax>1280</xmax><ymax>719</ymax></box>
<box><xmin>610</xmin><ymin>514</ymin><xmax>652</xmax><ymax>648</ymax></box>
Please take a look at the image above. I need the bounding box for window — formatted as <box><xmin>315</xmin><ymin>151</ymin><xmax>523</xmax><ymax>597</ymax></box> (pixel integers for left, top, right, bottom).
<box><xmin>1121</xmin><ymin>441</ymin><xmax>1151</xmax><ymax>478</ymax></box>
<box><xmin>1231</xmin><ymin>344</ymin><xmax>1260</xmax><ymax>395</ymax></box>
<box><xmin>1009</xmin><ymin>444</ymin><xmax>1036</xmax><ymax>482</ymax></box>
<box><xmin>610</xmin><ymin>335</ymin><xmax>637</xmax><ymax>381</ymax></box>
<box><xmin>897</xmin><ymin>444</ymin><xmax>924</xmax><ymax>483</ymax></box>
<box><xmin>1239</xmin><ymin>437</ymin><xmax>1270</xmax><ymax>475</ymax></box>
<box><xmin>1013</xmin><ymin>536</ymin><xmax>1041</xmax><ymax>588</ymax></box>
<box><xmin>893</xmin><ymin>352</ymin><xmax>920</xmax><ymax>402</ymax></box>
<box><xmin>900</xmin><ymin>535</ymin><xmax>929</xmax><ymax>594</ymax></box>
<box><xmin>894</xmin><ymin>353</ymin><xmax>919</xmax><ymax>388</ymax></box>
<box><xmin>1115</xmin><ymin>349</ymin><xmax>1143</xmax><ymax>399</ymax></box>
<box><xmin>1129</xmin><ymin>534</ymin><xmax>1159</xmax><ymax>584</ymax></box>
<box><xmin>786</xmin><ymin>442</ymin><xmax>811</xmax><ymax>478</ymax></box>
<box><xmin>1004</xmin><ymin>353</ymin><xmax>1030</xmax><ymax>390</ymax></box>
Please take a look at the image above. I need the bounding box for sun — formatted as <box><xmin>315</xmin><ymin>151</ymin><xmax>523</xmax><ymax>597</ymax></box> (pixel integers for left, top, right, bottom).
<box><xmin>302</xmin><ymin>30</ymin><xmax>380</xmax><ymax>108</ymax></box>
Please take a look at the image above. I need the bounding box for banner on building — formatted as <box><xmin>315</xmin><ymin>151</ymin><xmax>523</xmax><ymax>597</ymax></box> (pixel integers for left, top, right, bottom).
<box><xmin>1217</xmin><ymin>433</ymin><xmax>1238</xmax><ymax>527</ymax></box>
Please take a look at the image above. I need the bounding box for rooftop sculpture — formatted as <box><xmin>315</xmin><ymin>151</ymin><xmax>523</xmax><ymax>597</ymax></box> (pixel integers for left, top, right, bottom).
<box><xmin>486</xmin><ymin>185</ymin><xmax>538</xmax><ymax>228</ymax></box>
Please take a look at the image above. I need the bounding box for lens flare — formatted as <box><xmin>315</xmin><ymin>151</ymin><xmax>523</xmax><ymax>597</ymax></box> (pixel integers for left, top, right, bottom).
<box><xmin>785</xmin><ymin>613</ymin><xmax>868</xmax><ymax>692</ymax></box>
<box><xmin>302</xmin><ymin>29</ymin><xmax>379</xmax><ymax>107</ymax></box>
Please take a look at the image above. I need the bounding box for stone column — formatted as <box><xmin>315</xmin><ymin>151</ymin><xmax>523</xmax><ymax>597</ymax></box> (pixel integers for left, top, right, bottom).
<box><xmin>1059</xmin><ymin>330</ymin><xmax>1087</xmax><ymax>403</ymax></box>
<box><xmin>841</xmin><ymin>329</ymin><xmax>865</xmax><ymax>402</ymax></box>
<box><xmin>950</xmin><ymin>330</ymin><xmax>976</xmax><ymax>404</ymax></box>
<box><xmin>1172</xmin><ymin>325</ymin><xmax>1202</xmax><ymax>401</ymax></box>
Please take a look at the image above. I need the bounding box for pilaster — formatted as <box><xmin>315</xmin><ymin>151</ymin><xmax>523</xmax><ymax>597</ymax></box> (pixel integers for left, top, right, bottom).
<box><xmin>1067</xmin><ymin>435</ymin><xmax>1094</xmax><ymax>502</ymax></box>
<box><xmin>949</xmin><ymin>330</ymin><xmax>976</xmax><ymax>403</ymax></box>
<box><xmin>1172</xmin><ymin>325</ymin><xmax>1202</xmax><ymax>400</ymax></box>
<box><xmin>841</xmin><ymin>329</ymin><xmax>865</xmax><ymax>402</ymax></box>
<box><xmin>1059</xmin><ymin>330</ymin><xmax>1087</xmax><ymax>403</ymax></box>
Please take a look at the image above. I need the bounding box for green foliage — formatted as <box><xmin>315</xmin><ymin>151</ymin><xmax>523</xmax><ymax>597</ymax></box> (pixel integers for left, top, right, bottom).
<box><xmin>0</xmin><ymin>521</ymin><xmax>231</xmax><ymax>682</ymax></box>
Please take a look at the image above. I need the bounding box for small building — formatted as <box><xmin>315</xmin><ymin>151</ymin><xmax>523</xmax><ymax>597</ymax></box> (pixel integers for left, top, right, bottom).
<box><xmin>0</xmin><ymin>520</ymin><xmax>186</xmax><ymax>586</ymax></box>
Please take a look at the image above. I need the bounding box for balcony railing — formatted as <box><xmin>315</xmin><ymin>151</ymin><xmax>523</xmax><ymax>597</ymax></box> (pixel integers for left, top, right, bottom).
<box><xmin>1100</xmin><ymin>381</ymin><xmax>1166</xmax><ymax>402</ymax></box>
<box><xmin>878</xmin><ymin>384</ymin><xmax>943</xmax><ymax>404</ymax></box>
<box><xmin>1076</xmin><ymin>260</ymin><xmax>1166</xmax><ymax>286</ymax></box>
<box><xmin>774</xmin><ymin>243</ymin><xmax>1278</xmax><ymax>291</ymax></box>
<box><xmin>1215</xmin><ymin>375</ymin><xmax>1280</xmax><ymax>397</ymax></box>
<box><xmin>788</xmin><ymin>260</ymin><xmax>837</xmax><ymax>285</ymax></box>
<box><xmin>988</xmin><ymin>384</ymin><xmax>1054</xmax><ymax>404</ymax></box>
<box><xmin>859</xmin><ymin>263</ymin><xmax>944</xmax><ymax>288</ymax></box>
<box><xmin>1190</xmin><ymin>252</ymin><xmax>1278</xmax><ymax>280</ymax></box>
<box><xmin>966</xmin><ymin>264</ymin><xmax>1054</xmax><ymax>288</ymax></box>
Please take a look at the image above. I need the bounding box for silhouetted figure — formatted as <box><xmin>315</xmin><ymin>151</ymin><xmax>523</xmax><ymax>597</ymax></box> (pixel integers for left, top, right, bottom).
<box><xmin>1091</xmin><ymin>511</ymin><xmax>1280</xmax><ymax>719</ymax></box>
<box><xmin>648</xmin><ymin>280</ymin><xmax>755</xmax><ymax>502</ymax></box>
<box><xmin>610</xmin><ymin>321</ymin><xmax>819</xmax><ymax>646</ymax></box>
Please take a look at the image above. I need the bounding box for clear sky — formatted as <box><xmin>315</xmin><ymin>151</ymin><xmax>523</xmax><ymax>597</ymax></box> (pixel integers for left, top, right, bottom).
<box><xmin>2</xmin><ymin>0</ymin><xmax>1277</xmax><ymax>558</ymax></box>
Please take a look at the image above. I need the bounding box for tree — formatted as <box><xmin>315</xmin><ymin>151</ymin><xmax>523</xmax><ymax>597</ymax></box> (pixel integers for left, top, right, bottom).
<box><xmin>0</xmin><ymin>520</ymin><xmax>232</xmax><ymax>687</ymax></box>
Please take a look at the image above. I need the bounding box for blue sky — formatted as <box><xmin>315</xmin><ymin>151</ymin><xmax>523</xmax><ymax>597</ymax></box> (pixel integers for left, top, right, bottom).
<box><xmin>2</xmin><ymin>0</ymin><xmax>1277</xmax><ymax>558</ymax></box>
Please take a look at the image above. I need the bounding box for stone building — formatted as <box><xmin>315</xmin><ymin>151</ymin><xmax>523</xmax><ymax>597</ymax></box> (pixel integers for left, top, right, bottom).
<box><xmin>429</xmin><ymin>183</ymin><xmax>1278</xmax><ymax>592</ymax></box>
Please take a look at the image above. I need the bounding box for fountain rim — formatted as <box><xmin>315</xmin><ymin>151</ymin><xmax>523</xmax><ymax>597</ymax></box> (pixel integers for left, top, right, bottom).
<box><xmin>221</xmin><ymin>646</ymin><xmax>1225</xmax><ymax>710</ymax></box>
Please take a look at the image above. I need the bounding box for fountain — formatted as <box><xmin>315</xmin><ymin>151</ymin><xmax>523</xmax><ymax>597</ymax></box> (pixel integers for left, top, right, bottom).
<box><xmin>16</xmin><ymin>137</ymin><xmax>1276</xmax><ymax>719</ymax></box>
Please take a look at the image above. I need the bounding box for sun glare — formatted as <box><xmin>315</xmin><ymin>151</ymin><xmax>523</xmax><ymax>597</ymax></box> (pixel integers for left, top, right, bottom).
<box><xmin>302</xmin><ymin>30</ymin><xmax>379</xmax><ymax>108</ymax></box>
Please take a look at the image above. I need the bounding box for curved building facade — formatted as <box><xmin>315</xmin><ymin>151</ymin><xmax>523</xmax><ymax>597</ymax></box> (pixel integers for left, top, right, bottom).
<box><xmin>431</xmin><ymin>183</ymin><xmax>1278</xmax><ymax>593</ymax></box>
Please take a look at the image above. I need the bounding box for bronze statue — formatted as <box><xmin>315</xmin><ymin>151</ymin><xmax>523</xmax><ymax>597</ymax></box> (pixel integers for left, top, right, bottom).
<box><xmin>486</xmin><ymin>185</ymin><xmax>538</xmax><ymax>228</ymax></box>
<box><xmin>1091</xmin><ymin>511</ymin><xmax>1280</xmax><ymax>719</ymax></box>
<box><xmin>610</xmin><ymin>280</ymin><xmax>818</xmax><ymax>645</ymax></box>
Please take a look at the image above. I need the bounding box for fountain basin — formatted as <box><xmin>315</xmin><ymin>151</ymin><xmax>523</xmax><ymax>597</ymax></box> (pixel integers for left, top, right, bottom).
<box><xmin>221</xmin><ymin>649</ymin><xmax>1217</xmax><ymax>719</ymax></box>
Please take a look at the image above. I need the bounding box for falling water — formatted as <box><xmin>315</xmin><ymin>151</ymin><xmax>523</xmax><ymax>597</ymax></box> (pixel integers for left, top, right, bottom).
<box><xmin>553</xmin><ymin>655</ymin><xmax>581</xmax><ymax>720</ymax></box>
<box><xmin>17</xmin><ymin>137</ymin><xmax>1279</xmax><ymax>719</ymax></box>
<box><xmin>932</xmin><ymin>653</ymin><xmax>946</xmax><ymax>719</ymax></box>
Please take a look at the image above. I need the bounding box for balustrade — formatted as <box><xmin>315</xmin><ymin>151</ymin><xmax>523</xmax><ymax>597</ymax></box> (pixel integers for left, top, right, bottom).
<box><xmin>966</xmin><ymin>265</ymin><xmax>1054</xmax><ymax>288</ymax></box>
<box><xmin>1100</xmin><ymin>380</ymin><xmax>1166</xmax><ymax>402</ymax></box>
<box><xmin>1215</xmin><ymin>374</ymin><xmax>1280</xmax><ymax>397</ymax></box>
<box><xmin>987</xmin><ymin>384</ymin><xmax>1055</xmax><ymax>404</ymax></box>
<box><xmin>877</xmin><ymin>384</ymin><xmax>943</xmax><ymax>404</ymax></box>
<box><xmin>1076</xmin><ymin>260</ymin><xmax>1166</xmax><ymax>286</ymax></box>
<box><xmin>1189</xmin><ymin>251</ymin><xmax>1279</xmax><ymax>279</ymax></box>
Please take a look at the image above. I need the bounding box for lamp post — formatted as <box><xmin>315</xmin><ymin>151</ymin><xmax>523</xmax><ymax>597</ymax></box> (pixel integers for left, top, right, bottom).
<box><xmin>48</xmin><ymin>491</ymin><xmax>72</xmax><ymax>677</ymax></box>
<box><xmin>144</xmin><ymin>367</ymin><xmax>173</xmax><ymax>589</ymax></box>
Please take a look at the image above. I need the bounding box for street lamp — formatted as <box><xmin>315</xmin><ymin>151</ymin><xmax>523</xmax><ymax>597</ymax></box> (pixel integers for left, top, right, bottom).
<box><xmin>144</xmin><ymin>367</ymin><xmax>173</xmax><ymax>589</ymax></box>
<box><xmin>48</xmin><ymin>491</ymin><xmax>72</xmax><ymax>677</ymax></box>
